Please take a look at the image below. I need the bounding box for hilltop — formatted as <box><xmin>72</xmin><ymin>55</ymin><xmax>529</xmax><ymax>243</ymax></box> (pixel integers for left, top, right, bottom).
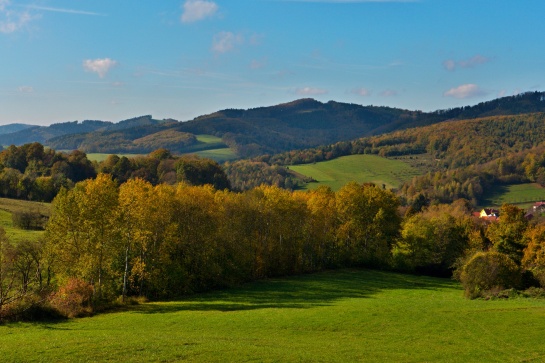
<box><xmin>2</xmin><ymin>91</ymin><xmax>545</xmax><ymax>157</ymax></box>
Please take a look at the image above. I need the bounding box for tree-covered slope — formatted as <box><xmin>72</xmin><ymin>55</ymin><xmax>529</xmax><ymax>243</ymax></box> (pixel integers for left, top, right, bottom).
<box><xmin>5</xmin><ymin>91</ymin><xmax>545</xmax><ymax>157</ymax></box>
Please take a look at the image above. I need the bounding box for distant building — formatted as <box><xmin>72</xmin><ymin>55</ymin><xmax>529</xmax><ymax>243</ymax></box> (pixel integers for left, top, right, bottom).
<box><xmin>479</xmin><ymin>208</ymin><xmax>499</xmax><ymax>221</ymax></box>
<box><xmin>532</xmin><ymin>201</ymin><xmax>545</xmax><ymax>212</ymax></box>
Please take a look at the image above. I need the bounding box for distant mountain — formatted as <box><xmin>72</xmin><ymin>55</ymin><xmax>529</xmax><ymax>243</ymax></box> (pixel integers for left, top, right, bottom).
<box><xmin>0</xmin><ymin>115</ymin><xmax>169</xmax><ymax>149</ymax></box>
<box><xmin>0</xmin><ymin>123</ymin><xmax>36</xmax><ymax>136</ymax></box>
<box><xmin>5</xmin><ymin>91</ymin><xmax>545</xmax><ymax>157</ymax></box>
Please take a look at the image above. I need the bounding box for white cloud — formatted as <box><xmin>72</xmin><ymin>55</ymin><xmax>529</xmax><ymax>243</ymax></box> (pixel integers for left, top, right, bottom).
<box><xmin>181</xmin><ymin>0</ymin><xmax>218</xmax><ymax>23</ymax></box>
<box><xmin>211</xmin><ymin>31</ymin><xmax>243</xmax><ymax>55</ymax></box>
<box><xmin>443</xmin><ymin>55</ymin><xmax>491</xmax><ymax>71</ymax></box>
<box><xmin>295</xmin><ymin>87</ymin><xmax>328</xmax><ymax>95</ymax></box>
<box><xmin>443</xmin><ymin>84</ymin><xmax>486</xmax><ymax>99</ymax></box>
<box><xmin>18</xmin><ymin>86</ymin><xmax>33</xmax><ymax>93</ymax></box>
<box><xmin>351</xmin><ymin>87</ymin><xmax>371</xmax><ymax>96</ymax></box>
<box><xmin>0</xmin><ymin>1</ymin><xmax>37</xmax><ymax>34</ymax></box>
<box><xmin>498</xmin><ymin>89</ymin><xmax>506</xmax><ymax>98</ymax></box>
<box><xmin>83</xmin><ymin>58</ymin><xmax>118</xmax><ymax>78</ymax></box>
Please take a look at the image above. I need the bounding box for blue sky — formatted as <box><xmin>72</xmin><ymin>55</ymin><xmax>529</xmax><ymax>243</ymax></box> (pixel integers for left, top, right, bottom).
<box><xmin>1</xmin><ymin>0</ymin><xmax>544</xmax><ymax>125</ymax></box>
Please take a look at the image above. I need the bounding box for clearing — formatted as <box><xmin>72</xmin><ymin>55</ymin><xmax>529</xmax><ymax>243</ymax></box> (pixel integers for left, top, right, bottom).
<box><xmin>2</xmin><ymin>269</ymin><xmax>545</xmax><ymax>362</ymax></box>
<box><xmin>290</xmin><ymin>154</ymin><xmax>421</xmax><ymax>191</ymax></box>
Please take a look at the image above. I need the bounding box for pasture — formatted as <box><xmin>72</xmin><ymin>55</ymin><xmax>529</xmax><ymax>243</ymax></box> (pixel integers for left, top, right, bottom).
<box><xmin>0</xmin><ymin>197</ymin><xmax>49</xmax><ymax>243</ymax></box>
<box><xmin>480</xmin><ymin>183</ymin><xmax>545</xmax><ymax>208</ymax></box>
<box><xmin>85</xmin><ymin>153</ymin><xmax>144</xmax><ymax>162</ymax></box>
<box><xmin>290</xmin><ymin>154</ymin><xmax>421</xmax><ymax>191</ymax></box>
<box><xmin>2</xmin><ymin>269</ymin><xmax>545</xmax><ymax>362</ymax></box>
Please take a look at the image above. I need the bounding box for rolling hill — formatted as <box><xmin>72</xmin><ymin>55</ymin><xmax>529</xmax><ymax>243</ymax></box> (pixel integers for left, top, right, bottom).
<box><xmin>3</xmin><ymin>91</ymin><xmax>545</xmax><ymax>158</ymax></box>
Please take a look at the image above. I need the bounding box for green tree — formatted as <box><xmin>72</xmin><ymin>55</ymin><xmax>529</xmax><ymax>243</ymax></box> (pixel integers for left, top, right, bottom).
<box><xmin>487</xmin><ymin>204</ymin><xmax>529</xmax><ymax>264</ymax></box>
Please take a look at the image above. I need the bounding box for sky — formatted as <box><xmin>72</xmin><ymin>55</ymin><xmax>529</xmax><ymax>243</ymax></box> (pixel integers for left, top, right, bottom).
<box><xmin>1</xmin><ymin>0</ymin><xmax>545</xmax><ymax>126</ymax></box>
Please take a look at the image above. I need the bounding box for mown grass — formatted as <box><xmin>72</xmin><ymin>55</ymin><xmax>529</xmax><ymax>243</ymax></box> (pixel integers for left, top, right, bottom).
<box><xmin>0</xmin><ymin>197</ymin><xmax>49</xmax><ymax>243</ymax></box>
<box><xmin>291</xmin><ymin>154</ymin><xmax>421</xmax><ymax>191</ymax></box>
<box><xmin>480</xmin><ymin>183</ymin><xmax>545</xmax><ymax>208</ymax></box>
<box><xmin>2</xmin><ymin>269</ymin><xmax>545</xmax><ymax>362</ymax></box>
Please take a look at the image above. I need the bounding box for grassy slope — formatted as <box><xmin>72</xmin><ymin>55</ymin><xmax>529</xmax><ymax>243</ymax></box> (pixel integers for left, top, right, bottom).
<box><xmin>85</xmin><ymin>135</ymin><xmax>237</xmax><ymax>163</ymax></box>
<box><xmin>2</xmin><ymin>269</ymin><xmax>545</xmax><ymax>362</ymax></box>
<box><xmin>0</xmin><ymin>198</ymin><xmax>49</xmax><ymax>243</ymax></box>
<box><xmin>480</xmin><ymin>183</ymin><xmax>545</xmax><ymax>208</ymax></box>
<box><xmin>290</xmin><ymin>154</ymin><xmax>420</xmax><ymax>191</ymax></box>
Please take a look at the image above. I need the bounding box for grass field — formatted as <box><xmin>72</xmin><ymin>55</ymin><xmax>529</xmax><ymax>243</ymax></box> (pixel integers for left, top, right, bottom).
<box><xmin>290</xmin><ymin>154</ymin><xmax>421</xmax><ymax>191</ymax></box>
<box><xmin>480</xmin><ymin>183</ymin><xmax>545</xmax><ymax>208</ymax></box>
<box><xmin>191</xmin><ymin>148</ymin><xmax>238</xmax><ymax>162</ymax></box>
<box><xmin>2</xmin><ymin>269</ymin><xmax>545</xmax><ymax>362</ymax></box>
<box><xmin>85</xmin><ymin>135</ymin><xmax>238</xmax><ymax>163</ymax></box>
<box><xmin>0</xmin><ymin>198</ymin><xmax>49</xmax><ymax>243</ymax></box>
<box><xmin>85</xmin><ymin>153</ymin><xmax>144</xmax><ymax>162</ymax></box>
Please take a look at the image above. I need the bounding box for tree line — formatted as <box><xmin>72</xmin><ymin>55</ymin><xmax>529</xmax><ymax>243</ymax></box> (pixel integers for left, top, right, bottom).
<box><xmin>4</xmin><ymin>174</ymin><xmax>545</xmax><ymax>320</ymax></box>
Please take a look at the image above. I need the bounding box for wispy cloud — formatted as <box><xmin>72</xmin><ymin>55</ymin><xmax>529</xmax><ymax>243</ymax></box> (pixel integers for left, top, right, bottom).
<box><xmin>443</xmin><ymin>55</ymin><xmax>491</xmax><ymax>71</ymax></box>
<box><xmin>211</xmin><ymin>31</ymin><xmax>244</xmax><ymax>55</ymax></box>
<box><xmin>23</xmin><ymin>5</ymin><xmax>105</xmax><ymax>16</ymax></box>
<box><xmin>250</xmin><ymin>58</ymin><xmax>267</xmax><ymax>70</ymax></box>
<box><xmin>18</xmin><ymin>86</ymin><xmax>33</xmax><ymax>93</ymax></box>
<box><xmin>181</xmin><ymin>0</ymin><xmax>218</xmax><ymax>23</ymax></box>
<box><xmin>443</xmin><ymin>84</ymin><xmax>487</xmax><ymax>99</ymax></box>
<box><xmin>350</xmin><ymin>87</ymin><xmax>372</xmax><ymax>96</ymax></box>
<box><xmin>381</xmin><ymin>89</ymin><xmax>398</xmax><ymax>97</ymax></box>
<box><xmin>83</xmin><ymin>58</ymin><xmax>118</xmax><ymax>78</ymax></box>
<box><xmin>277</xmin><ymin>0</ymin><xmax>419</xmax><ymax>3</ymax></box>
<box><xmin>0</xmin><ymin>1</ymin><xmax>38</xmax><ymax>34</ymax></box>
<box><xmin>295</xmin><ymin>87</ymin><xmax>328</xmax><ymax>95</ymax></box>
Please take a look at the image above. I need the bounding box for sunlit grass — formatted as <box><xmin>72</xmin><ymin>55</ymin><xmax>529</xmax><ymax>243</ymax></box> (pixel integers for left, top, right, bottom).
<box><xmin>291</xmin><ymin>154</ymin><xmax>421</xmax><ymax>191</ymax></box>
<box><xmin>2</xmin><ymin>269</ymin><xmax>545</xmax><ymax>362</ymax></box>
<box><xmin>480</xmin><ymin>183</ymin><xmax>545</xmax><ymax>208</ymax></box>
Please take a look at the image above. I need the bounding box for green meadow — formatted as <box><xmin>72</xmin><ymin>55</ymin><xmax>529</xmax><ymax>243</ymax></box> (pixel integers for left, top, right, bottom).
<box><xmin>2</xmin><ymin>269</ymin><xmax>545</xmax><ymax>362</ymax></box>
<box><xmin>480</xmin><ymin>183</ymin><xmax>545</xmax><ymax>208</ymax></box>
<box><xmin>0</xmin><ymin>197</ymin><xmax>49</xmax><ymax>243</ymax></box>
<box><xmin>85</xmin><ymin>153</ymin><xmax>144</xmax><ymax>162</ymax></box>
<box><xmin>85</xmin><ymin>135</ymin><xmax>238</xmax><ymax>163</ymax></box>
<box><xmin>290</xmin><ymin>154</ymin><xmax>421</xmax><ymax>191</ymax></box>
<box><xmin>190</xmin><ymin>148</ymin><xmax>238</xmax><ymax>162</ymax></box>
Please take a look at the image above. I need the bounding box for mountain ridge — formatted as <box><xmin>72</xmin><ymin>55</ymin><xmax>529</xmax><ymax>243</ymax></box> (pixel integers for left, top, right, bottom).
<box><xmin>2</xmin><ymin>91</ymin><xmax>545</xmax><ymax>157</ymax></box>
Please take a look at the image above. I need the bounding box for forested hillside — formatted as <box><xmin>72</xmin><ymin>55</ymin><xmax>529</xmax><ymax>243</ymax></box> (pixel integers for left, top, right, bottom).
<box><xmin>0</xmin><ymin>116</ymin><xmax>169</xmax><ymax>147</ymax></box>
<box><xmin>4</xmin><ymin>92</ymin><xmax>545</xmax><ymax>158</ymax></box>
<box><xmin>227</xmin><ymin>110</ymin><xmax>545</xmax><ymax>206</ymax></box>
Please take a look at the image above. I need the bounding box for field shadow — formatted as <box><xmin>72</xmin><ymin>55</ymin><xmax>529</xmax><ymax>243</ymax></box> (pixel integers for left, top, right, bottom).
<box><xmin>131</xmin><ymin>269</ymin><xmax>458</xmax><ymax>315</ymax></box>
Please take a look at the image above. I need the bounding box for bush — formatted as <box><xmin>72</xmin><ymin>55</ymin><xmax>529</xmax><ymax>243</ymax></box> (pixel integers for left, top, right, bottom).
<box><xmin>12</xmin><ymin>210</ymin><xmax>45</xmax><ymax>230</ymax></box>
<box><xmin>460</xmin><ymin>251</ymin><xmax>522</xmax><ymax>299</ymax></box>
<box><xmin>49</xmin><ymin>278</ymin><xmax>94</xmax><ymax>318</ymax></box>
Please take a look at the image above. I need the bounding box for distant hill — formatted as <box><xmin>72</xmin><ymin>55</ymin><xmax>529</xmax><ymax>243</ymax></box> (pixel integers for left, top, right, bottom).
<box><xmin>0</xmin><ymin>115</ymin><xmax>168</xmax><ymax>148</ymax></box>
<box><xmin>0</xmin><ymin>123</ymin><xmax>35</xmax><ymax>136</ymax></box>
<box><xmin>5</xmin><ymin>91</ymin><xmax>545</xmax><ymax>157</ymax></box>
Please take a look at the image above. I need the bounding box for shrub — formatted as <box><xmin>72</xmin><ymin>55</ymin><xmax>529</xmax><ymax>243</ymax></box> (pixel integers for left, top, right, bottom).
<box><xmin>460</xmin><ymin>251</ymin><xmax>522</xmax><ymax>299</ymax></box>
<box><xmin>49</xmin><ymin>278</ymin><xmax>94</xmax><ymax>318</ymax></box>
<box><xmin>12</xmin><ymin>210</ymin><xmax>45</xmax><ymax>230</ymax></box>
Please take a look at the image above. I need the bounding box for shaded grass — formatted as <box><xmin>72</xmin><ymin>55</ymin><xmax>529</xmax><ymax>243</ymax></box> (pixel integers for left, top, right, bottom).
<box><xmin>480</xmin><ymin>183</ymin><xmax>545</xmax><ymax>208</ymax></box>
<box><xmin>2</xmin><ymin>269</ymin><xmax>545</xmax><ymax>362</ymax></box>
<box><xmin>191</xmin><ymin>148</ymin><xmax>238</xmax><ymax>162</ymax></box>
<box><xmin>291</xmin><ymin>154</ymin><xmax>421</xmax><ymax>191</ymax></box>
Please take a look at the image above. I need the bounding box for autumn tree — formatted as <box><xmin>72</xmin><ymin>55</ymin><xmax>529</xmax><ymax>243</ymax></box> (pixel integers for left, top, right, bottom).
<box><xmin>45</xmin><ymin>174</ymin><xmax>119</xmax><ymax>301</ymax></box>
<box><xmin>487</xmin><ymin>204</ymin><xmax>529</xmax><ymax>264</ymax></box>
<box><xmin>335</xmin><ymin>182</ymin><xmax>401</xmax><ymax>267</ymax></box>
